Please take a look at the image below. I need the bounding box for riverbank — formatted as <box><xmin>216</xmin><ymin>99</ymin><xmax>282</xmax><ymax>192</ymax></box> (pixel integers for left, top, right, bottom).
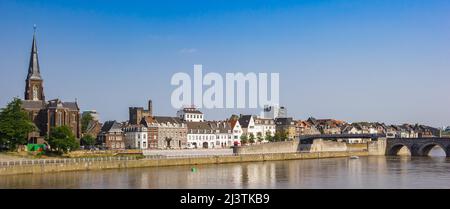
<box><xmin>0</xmin><ymin>151</ymin><xmax>368</xmax><ymax>176</ymax></box>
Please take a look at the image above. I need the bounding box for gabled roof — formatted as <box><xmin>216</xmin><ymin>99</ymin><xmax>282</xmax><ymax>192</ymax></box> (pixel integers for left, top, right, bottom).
<box><xmin>296</xmin><ymin>120</ymin><xmax>313</xmax><ymax>127</ymax></box>
<box><xmin>101</xmin><ymin>120</ymin><xmax>123</xmax><ymax>133</ymax></box>
<box><xmin>141</xmin><ymin>116</ymin><xmax>184</xmax><ymax>126</ymax></box>
<box><xmin>229</xmin><ymin>119</ymin><xmax>240</xmax><ymax>130</ymax></box>
<box><xmin>152</xmin><ymin>116</ymin><xmax>183</xmax><ymax>124</ymax></box>
<box><xmin>209</xmin><ymin>121</ymin><xmax>232</xmax><ymax>133</ymax></box>
<box><xmin>238</xmin><ymin>115</ymin><xmax>252</xmax><ymax>128</ymax></box>
<box><xmin>21</xmin><ymin>100</ymin><xmax>45</xmax><ymax>110</ymax></box>
<box><xmin>187</xmin><ymin>121</ymin><xmax>211</xmax><ymax>130</ymax></box>
<box><xmin>275</xmin><ymin>117</ymin><xmax>294</xmax><ymax>125</ymax></box>
<box><xmin>86</xmin><ymin>121</ymin><xmax>101</xmax><ymax>133</ymax></box>
<box><xmin>47</xmin><ymin>99</ymin><xmax>79</xmax><ymax>111</ymax></box>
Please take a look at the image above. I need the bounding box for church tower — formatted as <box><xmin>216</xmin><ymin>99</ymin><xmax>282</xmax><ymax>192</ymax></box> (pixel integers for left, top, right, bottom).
<box><xmin>24</xmin><ymin>26</ymin><xmax>45</xmax><ymax>101</ymax></box>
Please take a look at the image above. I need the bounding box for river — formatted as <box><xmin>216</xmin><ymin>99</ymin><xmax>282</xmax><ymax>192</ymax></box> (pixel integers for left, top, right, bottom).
<box><xmin>1</xmin><ymin>151</ymin><xmax>450</xmax><ymax>189</ymax></box>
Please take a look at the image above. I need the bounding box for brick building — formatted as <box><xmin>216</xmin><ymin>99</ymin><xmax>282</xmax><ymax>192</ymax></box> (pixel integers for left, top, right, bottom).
<box><xmin>21</xmin><ymin>28</ymin><xmax>81</xmax><ymax>143</ymax></box>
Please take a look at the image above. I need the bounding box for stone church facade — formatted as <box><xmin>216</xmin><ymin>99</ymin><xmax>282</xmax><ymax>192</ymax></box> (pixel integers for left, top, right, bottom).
<box><xmin>21</xmin><ymin>29</ymin><xmax>81</xmax><ymax>144</ymax></box>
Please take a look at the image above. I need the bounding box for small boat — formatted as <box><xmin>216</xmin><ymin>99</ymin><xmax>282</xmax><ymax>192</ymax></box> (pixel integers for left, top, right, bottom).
<box><xmin>349</xmin><ymin>156</ymin><xmax>359</xmax><ymax>159</ymax></box>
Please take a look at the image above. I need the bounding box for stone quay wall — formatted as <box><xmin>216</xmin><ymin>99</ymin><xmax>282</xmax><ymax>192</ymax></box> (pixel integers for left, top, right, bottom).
<box><xmin>233</xmin><ymin>140</ymin><xmax>301</xmax><ymax>154</ymax></box>
<box><xmin>0</xmin><ymin>151</ymin><xmax>368</xmax><ymax>176</ymax></box>
<box><xmin>234</xmin><ymin>139</ymin><xmax>349</xmax><ymax>154</ymax></box>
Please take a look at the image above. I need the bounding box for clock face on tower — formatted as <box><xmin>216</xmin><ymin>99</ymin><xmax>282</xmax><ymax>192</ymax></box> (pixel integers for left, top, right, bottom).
<box><xmin>33</xmin><ymin>85</ymin><xmax>38</xmax><ymax>101</ymax></box>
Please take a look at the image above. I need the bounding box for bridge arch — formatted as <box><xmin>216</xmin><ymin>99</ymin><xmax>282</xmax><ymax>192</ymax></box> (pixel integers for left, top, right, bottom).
<box><xmin>388</xmin><ymin>143</ymin><xmax>411</xmax><ymax>156</ymax></box>
<box><xmin>418</xmin><ymin>143</ymin><xmax>447</xmax><ymax>157</ymax></box>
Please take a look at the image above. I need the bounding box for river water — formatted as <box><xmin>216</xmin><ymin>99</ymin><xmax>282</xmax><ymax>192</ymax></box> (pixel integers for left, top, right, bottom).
<box><xmin>1</xmin><ymin>154</ymin><xmax>450</xmax><ymax>189</ymax></box>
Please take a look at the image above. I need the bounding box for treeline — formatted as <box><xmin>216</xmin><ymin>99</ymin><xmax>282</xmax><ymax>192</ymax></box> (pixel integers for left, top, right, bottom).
<box><xmin>0</xmin><ymin>98</ymin><xmax>79</xmax><ymax>154</ymax></box>
<box><xmin>240</xmin><ymin>130</ymin><xmax>290</xmax><ymax>145</ymax></box>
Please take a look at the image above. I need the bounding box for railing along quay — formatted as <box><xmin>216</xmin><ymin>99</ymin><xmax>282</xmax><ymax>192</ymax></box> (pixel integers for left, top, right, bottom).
<box><xmin>0</xmin><ymin>153</ymin><xmax>238</xmax><ymax>168</ymax></box>
<box><xmin>0</xmin><ymin>151</ymin><xmax>366</xmax><ymax>168</ymax></box>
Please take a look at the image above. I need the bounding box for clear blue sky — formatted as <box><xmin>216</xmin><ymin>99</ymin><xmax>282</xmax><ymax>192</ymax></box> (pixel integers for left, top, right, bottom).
<box><xmin>1</xmin><ymin>0</ymin><xmax>449</xmax><ymax>127</ymax></box>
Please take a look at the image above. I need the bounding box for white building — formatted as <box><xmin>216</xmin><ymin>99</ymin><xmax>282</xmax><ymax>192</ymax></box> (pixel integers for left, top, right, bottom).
<box><xmin>186</xmin><ymin>121</ymin><xmax>234</xmax><ymax>149</ymax></box>
<box><xmin>186</xmin><ymin>122</ymin><xmax>216</xmax><ymax>149</ymax></box>
<box><xmin>122</xmin><ymin>125</ymin><xmax>148</xmax><ymax>149</ymax></box>
<box><xmin>261</xmin><ymin>104</ymin><xmax>287</xmax><ymax>119</ymax></box>
<box><xmin>210</xmin><ymin>121</ymin><xmax>233</xmax><ymax>148</ymax></box>
<box><xmin>254</xmin><ymin>117</ymin><xmax>276</xmax><ymax>141</ymax></box>
<box><xmin>177</xmin><ymin>107</ymin><xmax>204</xmax><ymax>122</ymax></box>
<box><xmin>238</xmin><ymin>115</ymin><xmax>275</xmax><ymax>142</ymax></box>
<box><xmin>230</xmin><ymin>119</ymin><xmax>243</xmax><ymax>145</ymax></box>
<box><xmin>238</xmin><ymin>115</ymin><xmax>257</xmax><ymax>137</ymax></box>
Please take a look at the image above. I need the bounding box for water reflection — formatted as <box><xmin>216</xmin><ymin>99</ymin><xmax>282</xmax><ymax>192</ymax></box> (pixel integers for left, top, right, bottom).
<box><xmin>2</xmin><ymin>156</ymin><xmax>450</xmax><ymax>189</ymax></box>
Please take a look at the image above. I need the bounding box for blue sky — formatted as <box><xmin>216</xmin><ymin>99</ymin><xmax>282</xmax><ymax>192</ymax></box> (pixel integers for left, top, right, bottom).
<box><xmin>0</xmin><ymin>0</ymin><xmax>449</xmax><ymax>127</ymax></box>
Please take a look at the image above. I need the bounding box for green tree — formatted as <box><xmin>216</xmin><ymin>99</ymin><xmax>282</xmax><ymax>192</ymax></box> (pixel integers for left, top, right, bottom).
<box><xmin>47</xmin><ymin>126</ymin><xmax>79</xmax><ymax>154</ymax></box>
<box><xmin>265</xmin><ymin>131</ymin><xmax>273</xmax><ymax>142</ymax></box>
<box><xmin>81</xmin><ymin>134</ymin><xmax>96</xmax><ymax>147</ymax></box>
<box><xmin>279</xmin><ymin>130</ymin><xmax>289</xmax><ymax>141</ymax></box>
<box><xmin>273</xmin><ymin>132</ymin><xmax>281</xmax><ymax>142</ymax></box>
<box><xmin>0</xmin><ymin>98</ymin><xmax>35</xmax><ymax>150</ymax></box>
<box><xmin>249</xmin><ymin>133</ymin><xmax>255</xmax><ymax>144</ymax></box>
<box><xmin>257</xmin><ymin>133</ymin><xmax>263</xmax><ymax>143</ymax></box>
<box><xmin>240</xmin><ymin>134</ymin><xmax>248</xmax><ymax>145</ymax></box>
<box><xmin>81</xmin><ymin>113</ymin><xmax>94</xmax><ymax>134</ymax></box>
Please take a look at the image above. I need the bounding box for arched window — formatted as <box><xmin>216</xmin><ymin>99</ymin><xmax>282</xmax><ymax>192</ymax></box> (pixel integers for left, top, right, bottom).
<box><xmin>33</xmin><ymin>85</ymin><xmax>38</xmax><ymax>100</ymax></box>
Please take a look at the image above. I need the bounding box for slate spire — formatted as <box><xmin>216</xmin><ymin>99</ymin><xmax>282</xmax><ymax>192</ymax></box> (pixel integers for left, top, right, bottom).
<box><xmin>27</xmin><ymin>25</ymin><xmax>41</xmax><ymax>80</ymax></box>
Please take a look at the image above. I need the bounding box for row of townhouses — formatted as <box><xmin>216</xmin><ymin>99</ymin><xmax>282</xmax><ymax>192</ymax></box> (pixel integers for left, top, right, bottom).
<box><xmin>89</xmin><ymin>100</ymin><xmax>442</xmax><ymax>150</ymax></box>
<box><xmin>93</xmin><ymin>101</ymin><xmax>281</xmax><ymax>150</ymax></box>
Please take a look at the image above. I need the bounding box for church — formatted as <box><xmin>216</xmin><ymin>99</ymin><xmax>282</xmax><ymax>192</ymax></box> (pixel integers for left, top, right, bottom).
<box><xmin>21</xmin><ymin>28</ymin><xmax>81</xmax><ymax>144</ymax></box>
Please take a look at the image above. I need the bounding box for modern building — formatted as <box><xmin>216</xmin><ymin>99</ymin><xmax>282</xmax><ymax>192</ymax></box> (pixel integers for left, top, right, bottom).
<box><xmin>98</xmin><ymin>121</ymin><xmax>125</xmax><ymax>150</ymax></box>
<box><xmin>123</xmin><ymin>125</ymin><xmax>148</xmax><ymax>149</ymax></box>
<box><xmin>261</xmin><ymin>104</ymin><xmax>287</xmax><ymax>119</ymax></box>
<box><xmin>177</xmin><ymin>107</ymin><xmax>204</xmax><ymax>122</ymax></box>
<box><xmin>82</xmin><ymin>110</ymin><xmax>100</xmax><ymax>121</ymax></box>
<box><xmin>21</xmin><ymin>28</ymin><xmax>81</xmax><ymax>144</ymax></box>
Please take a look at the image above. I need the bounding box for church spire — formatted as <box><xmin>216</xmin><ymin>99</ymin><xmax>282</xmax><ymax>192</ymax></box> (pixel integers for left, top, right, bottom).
<box><xmin>27</xmin><ymin>24</ymin><xmax>41</xmax><ymax>80</ymax></box>
<box><xmin>25</xmin><ymin>25</ymin><xmax>45</xmax><ymax>101</ymax></box>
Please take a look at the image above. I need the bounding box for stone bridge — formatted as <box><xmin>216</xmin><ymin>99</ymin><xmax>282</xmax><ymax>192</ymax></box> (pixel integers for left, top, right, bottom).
<box><xmin>386</xmin><ymin>138</ymin><xmax>450</xmax><ymax>156</ymax></box>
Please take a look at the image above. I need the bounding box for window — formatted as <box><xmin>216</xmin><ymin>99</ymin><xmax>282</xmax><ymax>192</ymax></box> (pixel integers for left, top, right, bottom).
<box><xmin>58</xmin><ymin>112</ymin><xmax>62</xmax><ymax>125</ymax></box>
<box><xmin>32</xmin><ymin>85</ymin><xmax>38</xmax><ymax>100</ymax></box>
